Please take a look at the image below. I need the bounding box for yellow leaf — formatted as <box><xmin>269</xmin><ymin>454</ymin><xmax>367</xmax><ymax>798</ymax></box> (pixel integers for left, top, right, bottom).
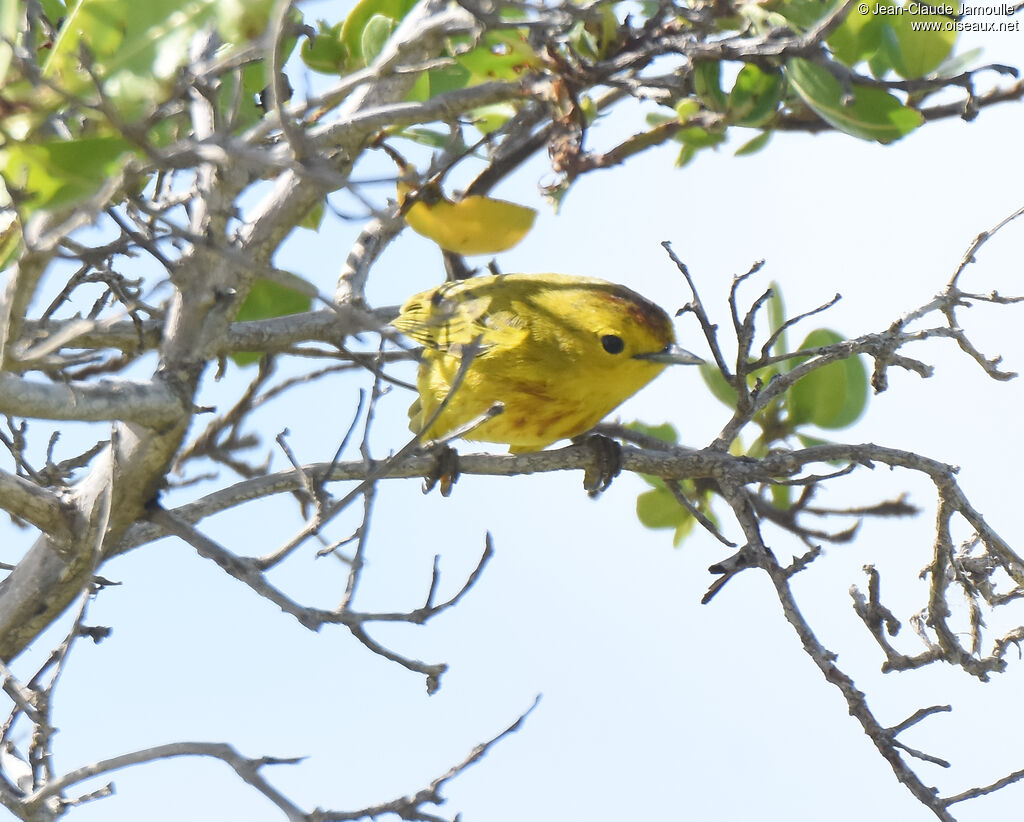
<box><xmin>400</xmin><ymin>183</ymin><xmax>536</xmax><ymax>255</ymax></box>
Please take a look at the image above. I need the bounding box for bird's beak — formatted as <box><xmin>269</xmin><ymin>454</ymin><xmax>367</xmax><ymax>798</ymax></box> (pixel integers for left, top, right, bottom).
<box><xmin>634</xmin><ymin>344</ymin><xmax>703</xmax><ymax>365</ymax></box>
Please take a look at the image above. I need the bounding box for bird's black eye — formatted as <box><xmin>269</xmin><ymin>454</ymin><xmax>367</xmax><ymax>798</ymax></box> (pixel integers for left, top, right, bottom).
<box><xmin>601</xmin><ymin>334</ymin><xmax>625</xmax><ymax>354</ymax></box>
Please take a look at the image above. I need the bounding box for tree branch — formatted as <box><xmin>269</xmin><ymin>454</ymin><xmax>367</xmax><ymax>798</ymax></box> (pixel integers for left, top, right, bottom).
<box><xmin>0</xmin><ymin>373</ymin><xmax>183</xmax><ymax>425</ymax></box>
<box><xmin>0</xmin><ymin>469</ymin><xmax>67</xmax><ymax>538</ymax></box>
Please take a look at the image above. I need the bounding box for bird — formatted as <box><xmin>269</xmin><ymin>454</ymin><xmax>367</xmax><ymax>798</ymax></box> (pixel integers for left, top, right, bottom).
<box><xmin>393</xmin><ymin>273</ymin><xmax>702</xmax><ymax>453</ymax></box>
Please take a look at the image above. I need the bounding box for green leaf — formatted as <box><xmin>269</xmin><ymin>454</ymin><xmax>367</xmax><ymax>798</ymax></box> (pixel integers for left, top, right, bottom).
<box><xmin>673</xmin><ymin>514</ymin><xmax>698</xmax><ymax>545</ymax></box>
<box><xmin>625</xmin><ymin>421</ymin><xmax>679</xmax><ymax>488</ymax></box>
<box><xmin>771</xmin><ymin>483</ymin><xmax>792</xmax><ymax>510</ymax></box>
<box><xmin>236</xmin><ymin>277</ymin><xmax>313</xmax><ymax>323</ymax></box>
<box><xmin>405</xmin><ymin>60</ymin><xmax>474</xmax><ymax>102</ymax></box>
<box><xmin>425</xmin><ymin>62</ymin><xmax>472</xmax><ymax>96</ymax></box>
<box><xmin>878</xmin><ymin>2</ymin><xmax>958</xmax><ymax>79</ymax></box>
<box><xmin>594</xmin><ymin>6</ymin><xmax>620</xmax><ymax>56</ymax></box>
<box><xmin>627</xmin><ymin>421</ymin><xmax>679</xmax><ymax>445</ymax></box>
<box><xmin>741</xmin><ymin>3</ymin><xmax>790</xmax><ymax>31</ymax></box>
<box><xmin>568</xmin><ymin>20</ymin><xmax>600</xmax><ymax>61</ymax></box>
<box><xmin>216</xmin><ymin>60</ymin><xmax>269</xmax><ymax>134</ymax></box>
<box><xmin>0</xmin><ymin>136</ymin><xmax>135</xmax><ymax>214</ymax></box>
<box><xmin>405</xmin><ymin>62</ymin><xmax>477</xmax><ymax>103</ymax></box>
<box><xmin>454</xmin><ymin>30</ymin><xmax>541</xmax><ymax>81</ymax></box>
<box><xmin>0</xmin><ymin>211</ymin><xmax>21</xmax><ymax>274</ymax></box>
<box><xmin>406</xmin><ymin>71</ymin><xmax>431</xmax><ymax>102</ymax></box>
<box><xmin>298</xmin><ymin>201</ymin><xmax>325</xmax><ymax>231</ymax></box>
<box><xmin>646</xmin><ymin>112</ymin><xmax>677</xmax><ymax>128</ymax></box>
<box><xmin>360</xmin><ymin>14</ymin><xmax>395</xmax><ymax>64</ymax></box>
<box><xmin>232</xmin><ymin>351</ymin><xmax>265</xmax><ymax>367</ymax></box>
<box><xmin>796</xmin><ymin>432</ymin><xmax>832</xmax><ymax>448</ymax></box>
<box><xmin>934</xmin><ymin>45</ymin><xmax>982</xmax><ymax>77</ymax></box>
<box><xmin>868</xmin><ymin>49</ymin><xmax>895</xmax><ymax>78</ymax></box>
<box><xmin>728</xmin><ymin>65</ymin><xmax>784</xmax><ymax>127</ymax></box>
<box><xmin>674</xmin><ymin>99</ymin><xmax>701</xmax><ymax>121</ymax></box>
<box><xmin>215</xmin><ymin>0</ymin><xmax>276</xmax><ymax>44</ymax></box>
<box><xmin>635</xmin><ymin>473</ymin><xmax>715</xmax><ymax>547</ymax></box>
<box><xmin>785</xmin><ymin>57</ymin><xmax>923</xmax><ymax>143</ymax></box>
<box><xmin>396</xmin><ymin>127</ymin><xmax>451</xmax><ymax>147</ymax></box>
<box><xmin>637</xmin><ymin>488</ymin><xmax>688</xmax><ymax>529</ymax></box>
<box><xmin>541</xmin><ymin>179</ymin><xmax>570</xmax><ymax>213</ymax></box>
<box><xmin>827</xmin><ymin>1</ymin><xmax>887</xmax><ymax>66</ymax></box>
<box><xmin>796</xmin><ymin>432</ymin><xmax>855</xmax><ymax>467</ymax></box>
<box><xmin>692</xmin><ymin>61</ymin><xmax>728</xmax><ymax>112</ymax></box>
<box><xmin>232</xmin><ymin>277</ymin><xmax>314</xmax><ymax>366</ymax></box>
<box><xmin>470</xmin><ymin>102</ymin><xmax>519</xmax><ymax>134</ymax></box>
<box><xmin>766</xmin><ymin>281</ymin><xmax>788</xmax><ymax>358</ymax></box>
<box><xmin>44</xmin><ymin>0</ymin><xmax>222</xmax><ymax>119</ymax></box>
<box><xmin>579</xmin><ymin>95</ymin><xmax>599</xmax><ymax>126</ymax></box>
<box><xmin>340</xmin><ymin>0</ymin><xmax>418</xmax><ymax>66</ymax></box>
<box><xmin>567</xmin><ymin>6</ymin><xmax>619</xmax><ymax>60</ymax></box>
<box><xmin>700</xmin><ymin>363</ymin><xmax>739</xmax><ymax>409</ymax></box>
<box><xmin>301</xmin><ymin>20</ymin><xmax>349</xmax><ymax>74</ymax></box>
<box><xmin>675</xmin><ymin>144</ymin><xmax>698</xmax><ymax>167</ymax></box>
<box><xmin>0</xmin><ymin>0</ymin><xmax>20</xmax><ymax>87</ymax></box>
<box><xmin>787</xmin><ymin>329</ymin><xmax>869</xmax><ymax>429</ymax></box>
<box><xmin>675</xmin><ymin>126</ymin><xmax>725</xmax><ymax>149</ymax></box>
<box><xmin>39</xmin><ymin>0</ymin><xmax>67</xmax><ymax>22</ymax></box>
<box><xmin>734</xmin><ymin>131</ymin><xmax>772</xmax><ymax>156</ymax></box>
<box><xmin>778</xmin><ymin>0</ymin><xmax>838</xmax><ymax>29</ymax></box>
<box><xmin>636</xmin><ymin>486</ymin><xmax>698</xmax><ymax>546</ymax></box>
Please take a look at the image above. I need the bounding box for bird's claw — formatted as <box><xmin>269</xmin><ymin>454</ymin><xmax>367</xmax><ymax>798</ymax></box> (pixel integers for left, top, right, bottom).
<box><xmin>578</xmin><ymin>433</ymin><xmax>622</xmax><ymax>497</ymax></box>
<box><xmin>422</xmin><ymin>444</ymin><xmax>460</xmax><ymax>497</ymax></box>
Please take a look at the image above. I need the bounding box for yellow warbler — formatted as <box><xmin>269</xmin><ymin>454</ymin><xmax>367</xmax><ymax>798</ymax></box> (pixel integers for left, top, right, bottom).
<box><xmin>393</xmin><ymin>273</ymin><xmax>702</xmax><ymax>452</ymax></box>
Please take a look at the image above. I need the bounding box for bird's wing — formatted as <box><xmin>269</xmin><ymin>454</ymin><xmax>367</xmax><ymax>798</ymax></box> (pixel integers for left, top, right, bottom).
<box><xmin>394</xmin><ymin>286</ymin><xmax>528</xmax><ymax>353</ymax></box>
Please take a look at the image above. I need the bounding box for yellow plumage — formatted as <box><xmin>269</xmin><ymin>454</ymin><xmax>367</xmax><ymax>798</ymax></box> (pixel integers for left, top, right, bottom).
<box><xmin>393</xmin><ymin>273</ymin><xmax>700</xmax><ymax>452</ymax></box>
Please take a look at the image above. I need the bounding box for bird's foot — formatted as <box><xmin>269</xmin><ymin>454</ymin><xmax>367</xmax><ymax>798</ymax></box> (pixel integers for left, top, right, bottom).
<box><xmin>576</xmin><ymin>433</ymin><xmax>622</xmax><ymax>498</ymax></box>
<box><xmin>422</xmin><ymin>444</ymin><xmax>460</xmax><ymax>497</ymax></box>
